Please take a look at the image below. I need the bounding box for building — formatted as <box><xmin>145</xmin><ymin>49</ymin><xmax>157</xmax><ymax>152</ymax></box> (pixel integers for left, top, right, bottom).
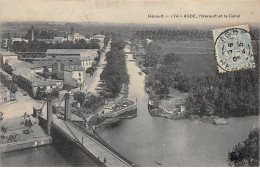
<box><xmin>80</xmin><ymin>51</ymin><xmax>97</xmax><ymax>70</ymax></box>
<box><xmin>46</xmin><ymin>49</ymin><xmax>98</xmax><ymax>70</ymax></box>
<box><xmin>67</xmin><ymin>27</ymin><xmax>85</xmax><ymax>42</ymax></box>
<box><xmin>64</xmin><ymin>65</ymin><xmax>85</xmax><ymax>88</ymax></box>
<box><xmin>31</xmin><ymin>60</ymin><xmax>56</xmax><ymax>73</ymax></box>
<box><xmin>37</xmin><ymin>39</ymin><xmax>53</xmax><ymax>44</ymax></box>
<box><xmin>90</xmin><ymin>34</ymin><xmax>105</xmax><ymax>49</ymax></box>
<box><xmin>0</xmin><ymin>51</ymin><xmax>18</xmax><ymax>66</ymax></box>
<box><xmin>52</xmin><ymin>60</ymin><xmax>81</xmax><ymax>72</ymax></box>
<box><xmin>3</xmin><ymin>58</ymin><xmax>24</xmax><ymax>71</ymax></box>
<box><xmin>5</xmin><ymin>59</ymin><xmax>63</xmax><ymax>97</ymax></box>
<box><xmin>11</xmin><ymin>38</ymin><xmax>29</xmax><ymax>44</ymax></box>
<box><xmin>90</xmin><ymin>34</ymin><xmax>105</xmax><ymax>43</ymax></box>
<box><xmin>146</xmin><ymin>39</ymin><xmax>153</xmax><ymax>45</ymax></box>
<box><xmin>0</xmin><ymin>84</ymin><xmax>10</xmax><ymax>104</ymax></box>
<box><xmin>12</xmin><ymin>69</ymin><xmax>63</xmax><ymax>97</ymax></box>
<box><xmin>53</xmin><ymin>37</ymin><xmax>67</xmax><ymax>44</ymax></box>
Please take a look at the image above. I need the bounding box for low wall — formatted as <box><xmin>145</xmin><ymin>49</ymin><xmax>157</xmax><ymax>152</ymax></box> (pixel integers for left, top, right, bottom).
<box><xmin>0</xmin><ymin>136</ymin><xmax>52</xmax><ymax>153</ymax></box>
<box><xmin>102</xmin><ymin>103</ymin><xmax>137</xmax><ymax>118</ymax></box>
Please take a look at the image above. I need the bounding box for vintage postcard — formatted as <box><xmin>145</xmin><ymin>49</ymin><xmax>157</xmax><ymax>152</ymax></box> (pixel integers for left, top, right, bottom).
<box><xmin>0</xmin><ymin>0</ymin><xmax>259</xmax><ymax>167</ymax></box>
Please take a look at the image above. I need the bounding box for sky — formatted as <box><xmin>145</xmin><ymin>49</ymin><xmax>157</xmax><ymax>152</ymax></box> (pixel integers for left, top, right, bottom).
<box><xmin>0</xmin><ymin>0</ymin><xmax>259</xmax><ymax>25</ymax></box>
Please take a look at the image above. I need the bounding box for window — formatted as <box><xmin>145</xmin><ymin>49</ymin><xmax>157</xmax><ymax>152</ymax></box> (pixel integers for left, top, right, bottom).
<box><xmin>79</xmin><ymin>73</ymin><xmax>81</xmax><ymax>76</ymax></box>
<box><xmin>79</xmin><ymin>78</ymin><xmax>81</xmax><ymax>81</ymax></box>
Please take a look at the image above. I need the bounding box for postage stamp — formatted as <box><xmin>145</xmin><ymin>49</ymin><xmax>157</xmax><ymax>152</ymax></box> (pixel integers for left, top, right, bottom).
<box><xmin>213</xmin><ymin>25</ymin><xmax>255</xmax><ymax>73</ymax></box>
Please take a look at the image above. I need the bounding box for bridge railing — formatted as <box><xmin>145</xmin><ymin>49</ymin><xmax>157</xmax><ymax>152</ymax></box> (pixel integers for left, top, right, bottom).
<box><xmin>69</xmin><ymin>121</ymin><xmax>138</xmax><ymax>167</ymax></box>
<box><xmin>50</xmin><ymin>121</ymin><xmax>105</xmax><ymax>167</ymax></box>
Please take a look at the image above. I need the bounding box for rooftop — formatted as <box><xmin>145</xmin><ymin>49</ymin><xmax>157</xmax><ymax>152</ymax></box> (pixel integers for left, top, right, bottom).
<box><xmin>91</xmin><ymin>34</ymin><xmax>105</xmax><ymax>38</ymax></box>
<box><xmin>0</xmin><ymin>50</ymin><xmax>17</xmax><ymax>56</ymax></box>
<box><xmin>64</xmin><ymin>65</ymin><xmax>85</xmax><ymax>72</ymax></box>
<box><xmin>32</xmin><ymin>60</ymin><xmax>57</xmax><ymax>68</ymax></box>
<box><xmin>46</xmin><ymin>49</ymin><xmax>92</xmax><ymax>55</ymax></box>
<box><xmin>16</xmin><ymin>72</ymin><xmax>62</xmax><ymax>87</ymax></box>
<box><xmin>49</xmin><ymin>55</ymin><xmax>79</xmax><ymax>61</ymax></box>
<box><xmin>59</xmin><ymin>59</ymin><xmax>81</xmax><ymax>66</ymax></box>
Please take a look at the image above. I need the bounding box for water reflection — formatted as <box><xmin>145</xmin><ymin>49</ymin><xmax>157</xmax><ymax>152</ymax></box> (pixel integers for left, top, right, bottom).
<box><xmin>96</xmin><ymin>46</ymin><xmax>259</xmax><ymax>167</ymax></box>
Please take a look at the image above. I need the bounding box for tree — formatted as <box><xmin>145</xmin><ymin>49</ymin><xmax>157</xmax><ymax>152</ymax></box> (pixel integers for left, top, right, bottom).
<box><xmin>35</xmin><ymin>87</ymin><xmax>44</xmax><ymax>100</ymax></box>
<box><xmin>0</xmin><ymin>112</ymin><xmax>3</xmax><ymax>123</ymax></box>
<box><xmin>74</xmin><ymin>92</ymin><xmax>86</xmax><ymax>107</ymax></box>
<box><xmin>228</xmin><ymin>128</ymin><xmax>259</xmax><ymax>167</ymax></box>
<box><xmin>10</xmin><ymin>83</ymin><xmax>17</xmax><ymax>94</ymax></box>
<box><xmin>86</xmin><ymin>67</ymin><xmax>95</xmax><ymax>76</ymax></box>
<box><xmin>43</xmin><ymin>66</ymin><xmax>49</xmax><ymax>73</ymax></box>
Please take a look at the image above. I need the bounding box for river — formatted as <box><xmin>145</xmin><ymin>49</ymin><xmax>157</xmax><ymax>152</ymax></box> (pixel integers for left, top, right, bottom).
<box><xmin>95</xmin><ymin>45</ymin><xmax>260</xmax><ymax>167</ymax></box>
<box><xmin>1</xmin><ymin>45</ymin><xmax>259</xmax><ymax>167</ymax></box>
<box><xmin>0</xmin><ymin>144</ymin><xmax>99</xmax><ymax>167</ymax></box>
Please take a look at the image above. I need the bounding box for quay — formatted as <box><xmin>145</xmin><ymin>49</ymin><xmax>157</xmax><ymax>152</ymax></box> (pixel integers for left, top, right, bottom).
<box><xmin>0</xmin><ymin>117</ymin><xmax>52</xmax><ymax>153</ymax></box>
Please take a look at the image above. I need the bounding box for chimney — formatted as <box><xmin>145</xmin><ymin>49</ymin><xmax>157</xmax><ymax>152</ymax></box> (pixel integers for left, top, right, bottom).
<box><xmin>64</xmin><ymin>93</ymin><xmax>71</xmax><ymax>121</ymax></box>
<box><xmin>31</xmin><ymin>26</ymin><xmax>34</xmax><ymax>41</ymax></box>
<box><xmin>71</xmin><ymin>27</ymin><xmax>74</xmax><ymax>42</ymax></box>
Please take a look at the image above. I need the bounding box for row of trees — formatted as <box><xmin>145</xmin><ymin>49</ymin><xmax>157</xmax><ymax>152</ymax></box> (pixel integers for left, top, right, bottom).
<box><xmin>103</xmin><ymin>32</ymin><xmax>111</xmax><ymax>48</ymax></box>
<box><xmin>9</xmin><ymin>39</ymin><xmax>100</xmax><ymax>53</ymax></box>
<box><xmin>100</xmin><ymin>37</ymin><xmax>129</xmax><ymax>97</ymax></box>
<box><xmin>134</xmin><ymin>29</ymin><xmax>213</xmax><ymax>41</ymax></box>
<box><xmin>135</xmin><ymin>28</ymin><xmax>259</xmax><ymax>41</ymax></box>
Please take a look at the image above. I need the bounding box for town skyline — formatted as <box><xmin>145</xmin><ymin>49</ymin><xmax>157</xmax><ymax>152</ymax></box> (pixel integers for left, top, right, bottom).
<box><xmin>0</xmin><ymin>0</ymin><xmax>259</xmax><ymax>25</ymax></box>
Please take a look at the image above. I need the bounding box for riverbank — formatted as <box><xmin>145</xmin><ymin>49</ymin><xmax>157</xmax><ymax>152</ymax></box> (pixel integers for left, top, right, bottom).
<box><xmin>0</xmin><ymin>117</ymin><xmax>52</xmax><ymax>153</ymax></box>
<box><xmin>95</xmin><ymin>43</ymin><xmax>260</xmax><ymax>167</ymax></box>
<box><xmin>88</xmin><ymin>107</ymin><xmax>137</xmax><ymax>129</ymax></box>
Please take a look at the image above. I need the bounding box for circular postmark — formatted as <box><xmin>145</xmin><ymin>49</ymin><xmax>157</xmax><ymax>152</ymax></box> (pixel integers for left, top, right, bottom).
<box><xmin>214</xmin><ymin>27</ymin><xmax>256</xmax><ymax>72</ymax></box>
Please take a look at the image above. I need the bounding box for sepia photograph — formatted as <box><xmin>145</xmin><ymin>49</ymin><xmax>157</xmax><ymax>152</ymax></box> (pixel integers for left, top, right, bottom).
<box><xmin>0</xmin><ymin>0</ymin><xmax>259</xmax><ymax>167</ymax></box>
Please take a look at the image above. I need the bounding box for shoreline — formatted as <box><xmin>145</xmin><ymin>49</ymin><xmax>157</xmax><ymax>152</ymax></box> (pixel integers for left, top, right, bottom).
<box><xmin>129</xmin><ymin>43</ymin><xmax>257</xmax><ymax>124</ymax></box>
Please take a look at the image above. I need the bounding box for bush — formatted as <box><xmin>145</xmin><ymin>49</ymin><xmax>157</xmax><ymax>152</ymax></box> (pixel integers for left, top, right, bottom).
<box><xmin>228</xmin><ymin>128</ymin><xmax>259</xmax><ymax>167</ymax></box>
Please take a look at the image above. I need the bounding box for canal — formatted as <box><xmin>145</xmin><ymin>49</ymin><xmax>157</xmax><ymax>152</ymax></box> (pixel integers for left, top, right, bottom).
<box><xmin>95</xmin><ymin>45</ymin><xmax>260</xmax><ymax>167</ymax></box>
<box><xmin>1</xmin><ymin>45</ymin><xmax>259</xmax><ymax>167</ymax></box>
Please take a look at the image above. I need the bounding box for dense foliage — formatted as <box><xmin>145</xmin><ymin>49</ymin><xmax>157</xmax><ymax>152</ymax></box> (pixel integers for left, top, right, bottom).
<box><xmin>34</xmin><ymin>87</ymin><xmax>59</xmax><ymax>100</ymax></box>
<box><xmin>185</xmin><ymin>68</ymin><xmax>259</xmax><ymax>117</ymax></box>
<box><xmin>73</xmin><ymin>91</ymin><xmax>86</xmax><ymax>107</ymax></box>
<box><xmin>143</xmin><ymin>39</ymin><xmax>258</xmax><ymax>117</ymax></box>
<box><xmin>228</xmin><ymin>128</ymin><xmax>259</xmax><ymax>167</ymax></box>
<box><xmin>100</xmin><ymin>37</ymin><xmax>129</xmax><ymax>97</ymax></box>
<box><xmin>147</xmin><ymin>53</ymin><xmax>181</xmax><ymax>98</ymax></box>
<box><xmin>143</xmin><ymin>42</ymin><xmax>163</xmax><ymax>67</ymax></box>
<box><xmin>84</xmin><ymin>95</ymin><xmax>105</xmax><ymax>112</ymax></box>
